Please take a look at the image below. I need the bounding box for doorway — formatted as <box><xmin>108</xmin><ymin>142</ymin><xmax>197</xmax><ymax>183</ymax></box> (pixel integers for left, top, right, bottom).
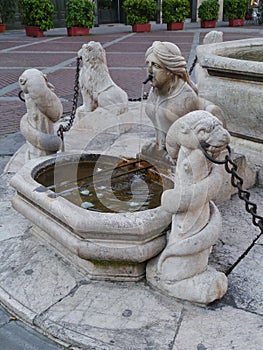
<box><xmin>98</xmin><ymin>0</ymin><xmax>125</xmax><ymax>24</ymax></box>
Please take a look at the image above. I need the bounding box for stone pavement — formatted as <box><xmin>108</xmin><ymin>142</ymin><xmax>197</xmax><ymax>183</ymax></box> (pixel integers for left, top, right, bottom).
<box><xmin>0</xmin><ymin>22</ymin><xmax>263</xmax><ymax>350</ymax></box>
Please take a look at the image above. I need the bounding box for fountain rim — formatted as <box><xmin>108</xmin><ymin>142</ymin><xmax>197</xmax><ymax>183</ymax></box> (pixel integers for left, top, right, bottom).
<box><xmin>10</xmin><ymin>152</ymin><xmax>172</xmax><ymax>241</ymax></box>
<box><xmin>196</xmin><ymin>37</ymin><xmax>263</xmax><ymax>76</ymax></box>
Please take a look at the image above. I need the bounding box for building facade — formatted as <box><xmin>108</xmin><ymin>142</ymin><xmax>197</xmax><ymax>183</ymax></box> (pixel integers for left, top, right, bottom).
<box><xmin>8</xmin><ymin>0</ymin><xmax>224</xmax><ymax>29</ymax></box>
<box><xmin>50</xmin><ymin>0</ymin><xmax>206</xmax><ymax>27</ymax></box>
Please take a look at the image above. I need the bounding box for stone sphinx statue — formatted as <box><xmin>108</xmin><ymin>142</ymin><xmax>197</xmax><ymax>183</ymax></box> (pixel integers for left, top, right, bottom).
<box><xmin>146</xmin><ymin>110</ymin><xmax>230</xmax><ymax>304</ymax></box>
<box><xmin>143</xmin><ymin>41</ymin><xmax>226</xmax><ymax>154</ymax></box>
<box><xmin>19</xmin><ymin>68</ymin><xmax>63</xmax><ymax>160</ymax></box>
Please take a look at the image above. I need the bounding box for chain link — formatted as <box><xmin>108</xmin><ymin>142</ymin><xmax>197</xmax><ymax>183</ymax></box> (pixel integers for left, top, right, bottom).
<box><xmin>189</xmin><ymin>55</ymin><xmax>197</xmax><ymax>76</ymax></box>
<box><xmin>201</xmin><ymin>145</ymin><xmax>263</xmax><ymax>233</ymax></box>
<box><xmin>128</xmin><ymin>92</ymin><xmax>149</xmax><ymax>102</ymax></box>
<box><xmin>18</xmin><ymin>90</ymin><xmax>25</xmax><ymax>102</ymax></box>
<box><xmin>57</xmin><ymin>56</ymin><xmax>81</xmax><ymax>145</ymax></box>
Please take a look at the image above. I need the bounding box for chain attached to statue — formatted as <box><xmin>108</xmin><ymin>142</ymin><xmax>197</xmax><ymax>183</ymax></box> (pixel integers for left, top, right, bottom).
<box><xmin>201</xmin><ymin>143</ymin><xmax>263</xmax><ymax>234</ymax></box>
<box><xmin>57</xmin><ymin>56</ymin><xmax>82</xmax><ymax>151</ymax></box>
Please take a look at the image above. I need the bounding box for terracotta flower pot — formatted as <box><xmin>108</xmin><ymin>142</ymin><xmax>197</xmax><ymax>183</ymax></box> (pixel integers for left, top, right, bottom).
<box><xmin>167</xmin><ymin>22</ymin><xmax>184</xmax><ymax>31</ymax></box>
<box><xmin>229</xmin><ymin>19</ymin><xmax>245</xmax><ymax>27</ymax></box>
<box><xmin>67</xmin><ymin>27</ymin><xmax>90</xmax><ymax>36</ymax></box>
<box><xmin>200</xmin><ymin>20</ymin><xmax>217</xmax><ymax>28</ymax></box>
<box><xmin>132</xmin><ymin>24</ymin><xmax>151</xmax><ymax>32</ymax></box>
<box><xmin>25</xmin><ymin>26</ymin><xmax>44</xmax><ymax>37</ymax></box>
<box><xmin>0</xmin><ymin>24</ymin><xmax>6</xmax><ymax>33</ymax></box>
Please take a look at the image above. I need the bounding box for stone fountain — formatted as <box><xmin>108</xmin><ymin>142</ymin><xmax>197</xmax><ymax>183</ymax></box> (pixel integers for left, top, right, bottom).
<box><xmin>11</xmin><ymin>152</ymin><xmax>173</xmax><ymax>281</ymax></box>
<box><xmin>195</xmin><ymin>36</ymin><xmax>263</xmax><ymax>168</ymax></box>
<box><xmin>10</xmin><ymin>37</ymin><xmax>259</xmax><ymax>305</ymax></box>
<box><xmin>11</xmin><ymin>41</ymin><xmax>175</xmax><ymax>282</ymax></box>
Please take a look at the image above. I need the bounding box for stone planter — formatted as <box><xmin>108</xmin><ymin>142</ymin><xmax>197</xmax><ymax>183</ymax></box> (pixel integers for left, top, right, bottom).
<box><xmin>132</xmin><ymin>23</ymin><xmax>151</xmax><ymax>32</ymax></box>
<box><xmin>229</xmin><ymin>19</ymin><xmax>245</xmax><ymax>26</ymax></box>
<box><xmin>200</xmin><ymin>20</ymin><xmax>217</xmax><ymax>28</ymax></box>
<box><xmin>167</xmin><ymin>22</ymin><xmax>184</xmax><ymax>30</ymax></box>
<box><xmin>0</xmin><ymin>23</ymin><xmax>6</xmax><ymax>33</ymax></box>
<box><xmin>25</xmin><ymin>25</ymin><xmax>44</xmax><ymax>37</ymax></box>
<box><xmin>67</xmin><ymin>26</ymin><xmax>90</xmax><ymax>36</ymax></box>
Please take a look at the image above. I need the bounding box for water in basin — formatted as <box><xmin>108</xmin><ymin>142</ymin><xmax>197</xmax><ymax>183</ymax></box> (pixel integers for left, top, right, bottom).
<box><xmin>225</xmin><ymin>47</ymin><xmax>263</xmax><ymax>62</ymax></box>
<box><xmin>35</xmin><ymin>157</ymin><xmax>166</xmax><ymax>213</ymax></box>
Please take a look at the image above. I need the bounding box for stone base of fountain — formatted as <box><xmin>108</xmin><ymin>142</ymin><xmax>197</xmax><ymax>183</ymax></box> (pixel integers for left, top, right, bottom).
<box><xmin>31</xmin><ymin>225</ymin><xmax>162</xmax><ymax>281</ymax></box>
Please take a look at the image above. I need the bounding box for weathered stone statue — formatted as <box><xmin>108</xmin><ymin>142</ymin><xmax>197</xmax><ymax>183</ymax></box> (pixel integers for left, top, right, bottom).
<box><xmin>202</xmin><ymin>30</ymin><xmax>223</xmax><ymax>44</ymax></box>
<box><xmin>144</xmin><ymin>41</ymin><xmax>226</xmax><ymax>154</ymax></box>
<box><xmin>73</xmin><ymin>41</ymin><xmax>128</xmax><ymax>129</ymax></box>
<box><xmin>19</xmin><ymin>68</ymin><xmax>63</xmax><ymax>160</ymax></box>
<box><xmin>146</xmin><ymin>110</ymin><xmax>230</xmax><ymax>304</ymax></box>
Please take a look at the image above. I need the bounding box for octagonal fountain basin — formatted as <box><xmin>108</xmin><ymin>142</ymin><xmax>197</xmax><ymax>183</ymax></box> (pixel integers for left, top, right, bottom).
<box><xmin>196</xmin><ymin>37</ymin><xmax>263</xmax><ymax>145</ymax></box>
<box><xmin>10</xmin><ymin>153</ymin><xmax>173</xmax><ymax>281</ymax></box>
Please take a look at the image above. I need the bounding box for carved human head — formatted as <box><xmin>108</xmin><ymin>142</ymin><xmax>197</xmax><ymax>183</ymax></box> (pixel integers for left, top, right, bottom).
<box><xmin>145</xmin><ymin>41</ymin><xmax>198</xmax><ymax>94</ymax></box>
<box><xmin>145</xmin><ymin>41</ymin><xmax>187</xmax><ymax>76</ymax></box>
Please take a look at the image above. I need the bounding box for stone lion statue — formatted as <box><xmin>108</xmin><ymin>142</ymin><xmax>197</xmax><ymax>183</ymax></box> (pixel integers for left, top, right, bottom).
<box><xmin>77</xmin><ymin>41</ymin><xmax>128</xmax><ymax>116</ymax></box>
<box><xmin>19</xmin><ymin>68</ymin><xmax>63</xmax><ymax>160</ymax></box>
<box><xmin>147</xmin><ymin>110</ymin><xmax>230</xmax><ymax>304</ymax></box>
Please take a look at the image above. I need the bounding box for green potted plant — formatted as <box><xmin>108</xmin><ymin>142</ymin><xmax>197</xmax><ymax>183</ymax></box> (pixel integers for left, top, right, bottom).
<box><xmin>198</xmin><ymin>0</ymin><xmax>220</xmax><ymax>28</ymax></box>
<box><xmin>66</xmin><ymin>0</ymin><xmax>95</xmax><ymax>36</ymax></box>
<box><xmin>0</xmin><ymin>0</ymin><xmax>17</xmax><ymax>33</ymax></box>
<box><xmin>224</xmin><ymin>0</ymin><xmax>248</xmax><ymax>26</ymax></box>
<box><xmin>123</xmin><ymin>0</ymin><xmax>157</xmax><ymax>32</ymax></box>
<box><xmin>162</xmin><ymin>0</ymin><xmax>190</xmax><ymax>30</ymax></box>
<box><xmin>18</xmin><ymin>0</ymin><xmax>55</xmax><ymax>37</ymax></box>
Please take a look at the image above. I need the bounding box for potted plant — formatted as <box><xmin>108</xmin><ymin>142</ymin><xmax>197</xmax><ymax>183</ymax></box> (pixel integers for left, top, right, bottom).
<box><xmin>18</xmin><ymin>0</ymin><xmax>55</xmax><ymax>37</ymax></box>
<box><xmin>0</xmin><ymin>0</ymin><xmax>17</xmax><ymax>33</ymax></box>
<box><xmin>162</xmin><ymin>0</ymin><xmax>190</xmax><ymax>30</ymax></box>
<box><xmin>66</xmin><ymin>0</ymin><xmax>95</xmax><ymax>36</ymax></box>
<box><xmin>224</xmin><ymin>0</ymin><xmax>248</xmax><ymax>26</ymax></box>
<box><xmin>123</xmin><ymin>0</ymin><xmax>157</xmax><ymax>32</ymax></box>
<box><xmin>198</xmin><ymin>0</ymin><xmax>220</xmax><ymax>28</ymax></box>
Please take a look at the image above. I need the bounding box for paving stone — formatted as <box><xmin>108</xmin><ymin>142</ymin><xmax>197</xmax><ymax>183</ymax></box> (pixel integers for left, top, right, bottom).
<box><xmin>0</xmin><ymin>228</ymin><xmax>83</xmax><ymax>322</ymax></box>
<box><xmin>0</xmin><ymin>305</ymin><xmax>10</xmax><ymax>326</ymax></box>
<box><xmin>0</xmin><ymin>315</ymin><xmax>66</xmax><ymax>350</ymax></box>
<box><xmin>0</xmin><ymin>155</ymin><xmax>11</xmax><ymax>174</ymax></box>
<box><xmin>209</xmin><ymin>187</ymin><xmax>263</xmax><ymax>273</ymax></box>
<box><xmin>173</xmin><ymin>305</ymin><xmax>263</xmax><ymax>350</ymax></box>
<box><xmin>1</xmin><ymin>52</ymin><xmax>75</xmax><ymax>68</ymax></box>
<box><xmin>0</xmin><ymin>173</ymin><xmax>30</xmax><ymax>241</ymax></box>
<box><xmin>0</xmin><ymin>132</ymin><xmax>25</xmax><ymax>155</ymax></box>
<box><xmin>225</xmin><ymin>243</ymin><xmax>263</xmax><ymax>315</ymax></box>
<box><xmin>35</xmin><ymin>283</ymin><xmax>182</xmax><ymax>350</ymax></box>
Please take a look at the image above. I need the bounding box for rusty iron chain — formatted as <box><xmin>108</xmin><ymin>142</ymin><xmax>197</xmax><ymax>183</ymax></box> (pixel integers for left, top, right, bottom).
<box><xmin>224</xmin><ymin>153</ymin><xmax>263</xmax><ymax>232</ymax></box>
<box><xmin>18</xmin><ymin>90</ymin><xmax>25</xmax><ymax>102</ymax></box>
<box><xmin>201</xmin><ymin>144</ymin><xmax>263</xmax><ymax>233</ymax></box>
<box><xmin>128</xmin><ymin>92</ymin><xmax>149</xmax><ymax>102</ymax></box>
<box><xmin>189</xmin><ymin>55</ymin><xmax>197</xmax><ymax>76</ymax></box>
<box><xmin>57</xmin><ymin>56</ymin><xmax>81</xmax><ymax>144</ymax></box>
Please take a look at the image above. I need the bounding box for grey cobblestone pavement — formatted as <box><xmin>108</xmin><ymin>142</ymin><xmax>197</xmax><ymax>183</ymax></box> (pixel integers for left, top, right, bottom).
<box><xmin>0</xmin><ymin>21</ymin><xmax>263</xmax><ymax>350</ymax></box>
